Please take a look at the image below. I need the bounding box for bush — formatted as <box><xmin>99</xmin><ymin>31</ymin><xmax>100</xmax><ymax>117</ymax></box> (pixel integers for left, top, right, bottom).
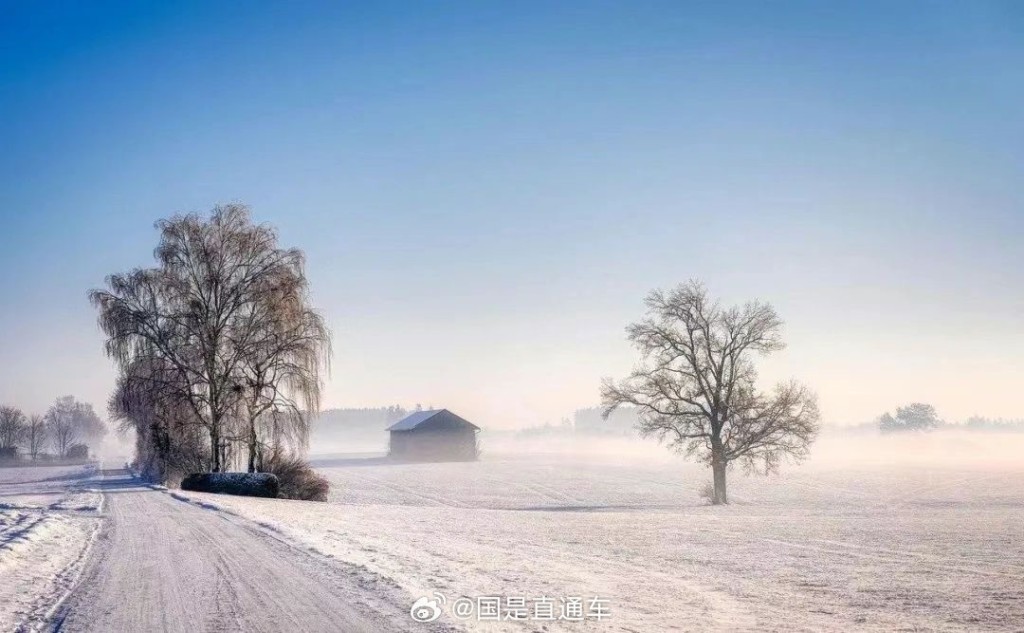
<box><xmin>263</xmin><ymin>454</ymin><xmax>330</xmax><ymax>501</ymax></box>
<box><xmin>180</xmin><ymin>472</ymin><xmax>280</xmax><ymax>498</ymax></box>
<box><xmin>66</xmin><ymin>444</ymin><xmax>90</xmax><ymax>460</ymax></box>
<box><xmin>698</xmin><ymin>481</ymin><xmax>716</xmax><ymax>504</ymax></box>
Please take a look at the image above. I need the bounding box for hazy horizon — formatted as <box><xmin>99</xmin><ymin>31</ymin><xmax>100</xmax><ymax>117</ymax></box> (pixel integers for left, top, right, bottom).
<box><xmin>2</xmin><ymin>2</ymin><xmax>1023</xmax><ymax>430</ymax></box>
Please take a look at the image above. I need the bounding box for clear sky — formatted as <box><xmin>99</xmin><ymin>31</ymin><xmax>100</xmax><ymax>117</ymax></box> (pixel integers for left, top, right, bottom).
<box><xmin>1</xmin><ymin>1</ymin><xmax>1022</xmax><ymax>429</ymax></box>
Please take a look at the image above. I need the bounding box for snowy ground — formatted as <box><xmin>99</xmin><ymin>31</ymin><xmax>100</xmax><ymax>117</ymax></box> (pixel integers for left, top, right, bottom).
<box><xmin>0</xmin><ymin>463</ymin><xmax>101</xmax><ymax>631</ymax></box>
<box><xmin>175</xmin><ymin>432</ymin><xmax>1024</xmax><ymax>632</ymax></box>
<box><xmin>54</xmin><ymin>468</ymin><xmax>429</xmax><ymax>633</ymax></box>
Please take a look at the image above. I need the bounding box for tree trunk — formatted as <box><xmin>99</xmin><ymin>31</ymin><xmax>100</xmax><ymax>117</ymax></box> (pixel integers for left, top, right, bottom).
<box><xmin>210</xmin><ymin>427</ymin><xmax>221</xmax><ymax>472</ymax></box>
<box><xmin>209</xmin><ymin>380</ymin><xmax>221</xmax><ymax>472</ymax></box>
<box><xmin>247</xmin><ymin>418</ymin><xmax>257</xmax><ymax>473</ymax></box>
<box><xmin>711</xmin><ymin>440</ymin><xmax>728</xmax><ymax>505</ymax></box>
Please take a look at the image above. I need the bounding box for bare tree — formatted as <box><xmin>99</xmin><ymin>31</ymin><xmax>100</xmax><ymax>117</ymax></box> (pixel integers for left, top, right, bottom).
<box><xmin>75</xmin><ymin>402</ymin><xmax>107</xmax><ymax>447</ymax></box>
<box><xmin>110</xmin><ymin>356</ymin><xmax>208</xmax><ymax>481</ymax></box>
<box><xmin>602</xmin><ymin>281</ymin><xmax>819</xmax><ymax>504</ymax></box>
<box><xmin>46</xmin><ymin>396</ymin><xmax>82</xmax><ymax>459</ymax></box>
<box><xmin>233</xmin><ymin>261</ymin><xmax>331</xmax><ymax>472</ymax></box>
<box><xmin>25</xmin><ymin>415</ymin><xmax>47</xmax><ymax>460</ymax></box>
<box><xmin>0</xmin><ymin>405</ymin><xmax>26</xmax><ymax>452</ymax></box>
<box><xmin>91</xmin><ymin>204</ymin><xmax>332</xmax><ymax>474</ymax></box>
<box><xmin>43</xmin><ymin>396</ymin><xmax>104</xmax><ymax>459</ymax></box>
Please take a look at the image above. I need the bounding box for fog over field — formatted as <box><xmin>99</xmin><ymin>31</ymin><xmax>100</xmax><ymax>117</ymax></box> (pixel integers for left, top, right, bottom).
<box><xmin>163</xmin><ymin>428</ymin><xmax>1024</xmax><ymax>632</ymax></box>
<box><xmin>123</xmin><ymin>419</ymin><xmax>1024</xmax><ymax>474</ymax></box>
<box><xmin>6</xmin><ymin>429</ymin><xmax>1022</xmax><ymax>631</ymax></box>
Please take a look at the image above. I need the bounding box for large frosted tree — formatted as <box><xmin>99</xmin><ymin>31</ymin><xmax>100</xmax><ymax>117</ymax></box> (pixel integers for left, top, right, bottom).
<box><xmin>602</xmin><ymin>281</ymin><xmax>819</xmax><ymax>504</ymax></box>
<box><xmin>0</xmin><ymin>406</ymin><xmax>26</xmax><ymax>452</ymax></box>
<box><xmin>91</xmin><ymin>204</ymin><xmax>330</xmax><ymax>474</ymax></box>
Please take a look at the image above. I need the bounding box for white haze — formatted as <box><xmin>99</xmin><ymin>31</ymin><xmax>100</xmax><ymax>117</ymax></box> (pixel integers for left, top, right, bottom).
<box><xmin>173</xmin><ymin>427</ymin><xmax>1024</xmax><ymax>631</ymax></box>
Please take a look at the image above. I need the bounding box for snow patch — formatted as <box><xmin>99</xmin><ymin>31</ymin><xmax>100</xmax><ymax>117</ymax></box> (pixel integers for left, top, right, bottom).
<box><xmin>192</xmin><ymin>450</ymin><xmax>1024</xmax><ymax>631</ymax></box>
<box><xmin>0</xmin><ymin>464</ymin><xmax>101</xmax><ymax>632</ymax></box>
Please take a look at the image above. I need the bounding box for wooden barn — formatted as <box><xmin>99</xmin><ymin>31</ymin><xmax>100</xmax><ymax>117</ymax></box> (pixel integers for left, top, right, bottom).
<box><xmin>387</xmin><ymin>409</ymin><xmax>480</xmax><ymax>462</ymax></box>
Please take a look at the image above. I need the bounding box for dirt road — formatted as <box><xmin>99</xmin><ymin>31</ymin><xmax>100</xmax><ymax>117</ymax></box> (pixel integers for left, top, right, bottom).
<box><xmin>52</xmin><ymin>468</ymin><xmax>432</xmax><ymax>633</ymax></box>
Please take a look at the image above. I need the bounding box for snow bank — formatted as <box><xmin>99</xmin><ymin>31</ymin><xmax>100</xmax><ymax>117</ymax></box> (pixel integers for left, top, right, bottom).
<box><xmin>0</xmin><ymin>464</ymin><xmax>100</xmax><ymax>631</ymax></box>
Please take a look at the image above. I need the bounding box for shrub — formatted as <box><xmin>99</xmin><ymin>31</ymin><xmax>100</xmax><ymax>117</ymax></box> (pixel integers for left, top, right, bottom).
<box><xmin>181</xmin><ymin>472</ymin><xmax>280</xmax><ymax>498</ymax></box>
<box><xmin>66</xmin><ymin>444</ymin><xmax>90</xmax><ymax>460</ymax></box>
<box><xmin>263</xmin><ymin>454</ymin><xmax>330</xmax><ymax>501</ymax></box>
<box><xmin>698</xmin><ymin>481</ymin><xmax>716</xmax><ymax>504</ymax></box>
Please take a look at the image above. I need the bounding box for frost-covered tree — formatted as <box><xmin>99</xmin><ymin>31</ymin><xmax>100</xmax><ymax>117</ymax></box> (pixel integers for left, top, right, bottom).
<box><xmin>25</xmin><ymin>415</ymin><xmax>47</xmax><ymax>460</ymax></box>
<box><xmin>602</xmin><ymin>281</ymin><xmax>820</xmax><ymax>504</ymax></box>
<box><xmin>91</xmin><ymin>204</ymin><xmax>331</xmax><ymax>474</ymax></box>
<box><xmin>109</xmin><ymin>355</ymin><xmax>207</xmax><ymax>480</ymax></box>
<box><xmin>45</xmin><ymin>396</ymin><xmax>103</xmax><ymax>458</ymax></box>
<box><xmin>231</xmin><ymin>245</ymin><xmax>330</xmax><ymax>472</ymax></box>
<box><xmin>0</xmin><ymin>406</ymin><xmax>26</xmax><ymax>452</ymax></box>
<box><xmin>878</xmin><ymin>403</ymin><xmax>940</xmax><ymax>433</ymax></box>
<box><xmin>46</xmin><ymin>397</ymin><xmax>81</xmax><ymax>459</ymax></box>
<box><xmin>877</xmin><ymin>412</ymin><xmax>898</xmax><ymax>433</ymax></box>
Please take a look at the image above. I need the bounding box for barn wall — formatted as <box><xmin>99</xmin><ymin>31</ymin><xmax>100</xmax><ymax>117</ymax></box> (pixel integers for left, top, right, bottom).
<box><xmin>389</xmin><ymin>428</ymin><xmax>478</xmax><ymax>462</ymax></box>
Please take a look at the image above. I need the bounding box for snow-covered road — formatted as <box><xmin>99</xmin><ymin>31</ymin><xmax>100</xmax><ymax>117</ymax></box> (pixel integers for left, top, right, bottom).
<box><xmin>52</xmin><ymin>468</ymin><xmax>436</xmax><ymax>633</ymax></box>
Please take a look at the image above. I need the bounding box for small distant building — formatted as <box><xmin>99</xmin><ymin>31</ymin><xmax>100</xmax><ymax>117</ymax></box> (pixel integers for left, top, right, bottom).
<box><xmin>387</xmin><ymin>409</ymin><xmax>480</xmax><ymax>462</ymax></box>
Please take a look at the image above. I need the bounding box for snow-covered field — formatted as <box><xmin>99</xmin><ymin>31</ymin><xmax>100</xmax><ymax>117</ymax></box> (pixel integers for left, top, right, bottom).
<box><xmin>0</xmin><ymin>463</ymin><xmax>101</xmax><ymax>631</ymax></box>
<box><xmin>175</xmin><ymin>432</ymin><xmax>1024</xmax><ymax>632</ymax></box>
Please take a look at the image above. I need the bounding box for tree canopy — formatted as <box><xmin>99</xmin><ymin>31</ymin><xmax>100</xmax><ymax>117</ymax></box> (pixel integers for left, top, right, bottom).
<box><xmin>91</xmin><ymin>204</ymin><xmax>330</xmax><ymax>477</ymax></box>
<box><xmin>878</xmin><ymin>403</ymin><xmax>941</xmax><ymax>433</ymax></box>
<box><xmin>602</xmin><ymin>281</ymin><xmax>819</xmax><ymax>504</ymax></box>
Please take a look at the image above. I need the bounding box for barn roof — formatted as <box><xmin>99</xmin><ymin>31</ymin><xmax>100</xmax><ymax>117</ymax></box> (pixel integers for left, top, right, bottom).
<box><xmin>387</xmin><ymin>409</ymin><xmax>480</xmax><ymax>432</ymax></box>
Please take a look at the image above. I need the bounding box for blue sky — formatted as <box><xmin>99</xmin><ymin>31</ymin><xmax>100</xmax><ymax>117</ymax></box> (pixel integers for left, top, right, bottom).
<box><xmin>1</xmin><ymin>1</ymin><xmax>1022</xmax><ymax>427</ymax></box>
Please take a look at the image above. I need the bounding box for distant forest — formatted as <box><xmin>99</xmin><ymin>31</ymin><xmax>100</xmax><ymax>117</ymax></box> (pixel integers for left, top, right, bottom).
<box><xmin>841</xmin><ymin>415</ymin><xmax>1024</xmax><ymax>434</ymax></box>
<box><xmin>517</xmin><ymin>407</ymin><xmax>640</xmax><ymax>438</ymax></box>
<box><xmin>960</xmin><ymin>416</ymin><xmax>1024</xmax><ymax>432</ymax></box>
<box><xmin>309</xmin><ymin>404</ymin><xmax>640</xmax><ymax>452</ymax></box>
<box><xmin>308</xmin><ymin>406</ymin><xmax>1024</xmax><ymax>455</ymax></box>
<box><xmin>309</xmin><ymin>406</ymin><xmax>409</xmax><ymax>452</ymax></box>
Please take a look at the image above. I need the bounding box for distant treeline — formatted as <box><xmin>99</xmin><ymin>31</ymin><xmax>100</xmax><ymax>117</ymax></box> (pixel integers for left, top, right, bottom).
<box><xmin>314</xmin><ymin>406</ymin><xmax>408</xmax><ymax>432</ymax></box>
<box><xmin>309</xmin><ymin>404</ymin><xmax>1024</xmax><ymax>444</ymax></box>
<box><xmin>576</xmin><ymin>406</ymin><xmax>639</xmax><ymax>435</ymax></box>
<box><xmin>526</xmin><ymin>407</ymin><xmax>1024</xmax><ymax>437</ymax></box>
<box><xmin>310</xmin><ymin>404</ymin><xmax>641</xmax><ymax>445</ymax></box>
<box><xmin>960</xmin><ymin>416</ymin><xmax>1024</xmax><ymax>432</ymax></box>
<box><xmin>839</xmin><ymin>415</ymin><xmax>1024</xmax><ymax>434</ymax></box>
<box><xmin>515</xmin><ymin>406</ymin><xmax>639</xmax><ymax>438</ymax></box>
<box><xmin>310</xmin><ymin>405</ymin><xmax>409</xmax><ymax>451</ymax></box>
<box><xmin>0</xmin><ymin>396</ymin><xmax>105</xmax><ymax>463</ymax></box>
